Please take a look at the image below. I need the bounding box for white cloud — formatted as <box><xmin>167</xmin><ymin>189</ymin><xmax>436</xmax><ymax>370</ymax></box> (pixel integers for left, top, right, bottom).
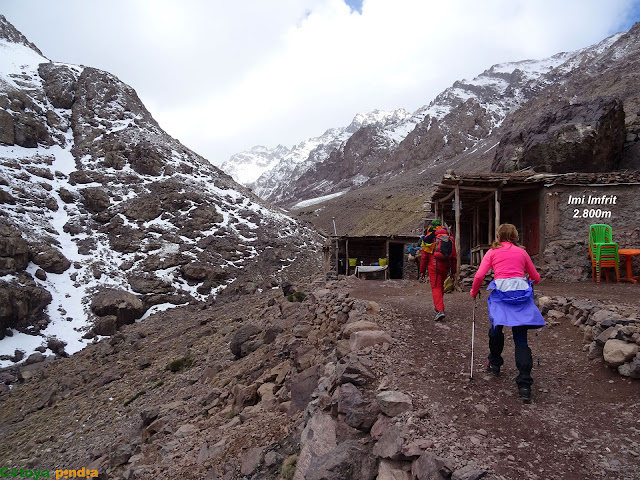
<box><xmin>2</xmin><ymin>0</ymin><xmax>639</xmax><ymax>165</ymax></box>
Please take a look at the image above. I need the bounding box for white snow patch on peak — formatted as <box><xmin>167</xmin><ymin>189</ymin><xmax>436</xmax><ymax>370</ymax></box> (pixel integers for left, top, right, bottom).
<box><xmin>222</xmin><ymin>144</ymin><xmax>291</xmax><ymax>184</ymax></box>
<box><xmin>0</xmin><ymin>38</ymin><xmax>48</xmax><ymax>80</ymax></box>
<box><xmin>351</xmin><ymin>108</ymin><xmax>411</xmax><ymax>127</ymax></box>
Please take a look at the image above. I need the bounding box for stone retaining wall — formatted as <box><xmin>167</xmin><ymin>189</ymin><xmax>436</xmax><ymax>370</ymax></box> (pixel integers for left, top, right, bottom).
<box><xmin>537</xmin><ymin>295</ymin><xmax>640</xmax><ymax>379</ymax></box>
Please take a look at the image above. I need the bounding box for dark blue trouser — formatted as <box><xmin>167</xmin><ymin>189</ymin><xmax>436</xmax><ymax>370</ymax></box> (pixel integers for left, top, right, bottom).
<box><xmin>488</xmin><ymin>326</ymin><xmax>534</xmax><ymax>387</ymax></box>
<box><xmin>490</xmin><ymin>325</ymin><xmax>528</xmax><ymax>346</ymax></box>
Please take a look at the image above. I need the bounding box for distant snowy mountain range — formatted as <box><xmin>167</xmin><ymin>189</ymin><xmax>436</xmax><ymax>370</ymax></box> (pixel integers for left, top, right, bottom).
<box><xmin>222</xmin><ymin>32</ymin><xmax>625</xmax><ymax>208</ymax></box>
<box><xmin>222</xmin><ymin>108</ymin><xmax>411</xmax><ymax>187</ymax></box>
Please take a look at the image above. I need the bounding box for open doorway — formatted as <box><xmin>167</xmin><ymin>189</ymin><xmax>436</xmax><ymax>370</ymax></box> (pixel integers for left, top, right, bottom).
<box><xmin>389</xmin><ymin>243</ymin><xmax>404</xmax><ymax>279</ymax></box>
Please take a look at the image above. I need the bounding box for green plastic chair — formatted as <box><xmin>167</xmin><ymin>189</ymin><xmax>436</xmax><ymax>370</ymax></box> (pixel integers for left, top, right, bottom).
<box><xmin>589</xmin><ymin>224</ymin><xmax>618</xmax><ymax>283</ymax></box>
<box><xmin>589</xmin><ymin>224</ymin><xmax>613</xmax><ymax>246</ymax></box>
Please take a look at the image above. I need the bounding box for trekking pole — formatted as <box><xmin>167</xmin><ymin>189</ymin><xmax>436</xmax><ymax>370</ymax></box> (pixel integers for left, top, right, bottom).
<box><xmin>536</xmin><ymin>331</ymin><xmax>540</xmax><ymax>366</ymax></box>
<box><xmin>470</xmin><ymin>296</ymin><xmax>476</xmax><ymax>380</ymax></box>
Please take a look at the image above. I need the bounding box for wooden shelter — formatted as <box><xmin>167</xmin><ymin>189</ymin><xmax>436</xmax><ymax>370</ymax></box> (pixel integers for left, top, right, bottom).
<box><xmin>325</xmin><ymin>234</ymin><xmax>420</xmax><ymax>280</ymax></box>
<box><xmin>429</xmin><ymin>170</ymin><xmax>640</xmax><ymax>284</ymax></box>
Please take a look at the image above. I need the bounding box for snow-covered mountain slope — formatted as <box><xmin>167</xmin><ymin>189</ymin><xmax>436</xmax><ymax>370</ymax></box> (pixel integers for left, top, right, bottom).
<box><xmin>223</xmin><ymin>31</ymin><xmax>629</xmax><ymax>208</ymax></box>
<box><xmin>0</xmin><ymin>15</ymin><xmax>322</xmax><ymax>366</ymax></box>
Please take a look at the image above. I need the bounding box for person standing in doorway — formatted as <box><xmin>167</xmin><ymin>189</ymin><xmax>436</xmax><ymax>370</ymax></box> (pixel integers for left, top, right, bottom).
<box><xmin>470</xmin><ymin>223</ymin><xmax>545</xmax><ymax>402</ymax></box>
<box><xmin>420</xmin><ymin>219</ymin><xmax>457</xmax><ymax>321</ymax></box>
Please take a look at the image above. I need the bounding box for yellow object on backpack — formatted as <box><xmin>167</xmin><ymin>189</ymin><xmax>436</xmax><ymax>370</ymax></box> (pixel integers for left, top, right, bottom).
<box><xmin>443</xmin><ymin>275</ymin><xmax>454</xmax><ymax>293</ymax></box>
<box><xmin>421</xmin><ymin>240</ymin><xmax>435</xmax><ymax>254</ymax></box>
<box><xmin>420</xmin><ymin>224</ymin><xmax>438</xmax><ymax>254</ymax></box>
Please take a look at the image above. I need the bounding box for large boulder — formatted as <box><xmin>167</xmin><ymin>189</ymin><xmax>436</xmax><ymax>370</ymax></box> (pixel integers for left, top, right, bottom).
<box><xmin>0</xmin><ymin>109</ymin><xmax>15</xmax><ymax>145</ymax></box>
<box><xmin>492</xmin><ymin>97</ymin><xmax>626</xmax><ymax>173</ymax></box>
<box><xmin>127</xmin><ymin>274</ymin><xmax>173</xmax><ymax>294</ymax></box>
<box><xmin>229</xmin><ymin>324</ymin><xmax>262</xmax><ymax>359</ymax></box>
<box><xmin>80</xmin><ymin>187</ymin><xmax>111</xmax><ymax>213</ymax></box>
<box><xmin>306</xmin><ymin>439</ymin><xmax>377</xmax><ymax>480</ymax></box>
<box><xmin>180</xmin><ymin>263</ymin><xmax>211</xmax><ymax>281</ymax></box>
<box><xmin>0</xmin><ymin>282</ymin><xmax>52</xmax><ymax>338</ymax></box>
<box><xmin>603</xmin><ymin>339</ymin><xmax>639</xmax><ymax>368</ymax></box>
<box><xmin>618</xmin><ymin>353</ymin><xmax>640</xmax><ymax>379</ymax></box>
<box><xmin>411</xmin><ymin>452</ymin><xmax>455</xmax><ymax>480</ymax></box>
<box><xmin>289</xmin><ymin>365</ymin><xmax>321</xmax><ymax>414</ymax></box>
<box><xmin>293</xmin><ymin>413</ymin><xmax>337</xmax><ymax>480</ymax></box>
<box><xmin>376</xmin><ymin>390</ymin><xmax>413</xmax><ymax>417</ymax></box>
<box><xmin>90</xmin><ymin>288</ymin><xmax>145</xmax><ymax>329</ymax></box>
<box><xmin>13</xmin><ymin>112</ymin><xmax>53</xmax><ymax>148</ymax></box>
<box><xmin>31</xmin><ymin>247</ymin><xmax>71</xmax><ymax>274</ymax></box>
<box><xmin>0</xmin><ymin>223</ymin><xmax>29</xmax><ymax>274</ymax></box>
<box><xmin>126</xmin><ymin>141</ymin><xmax>166</xmax><ymax>176</ymax></box>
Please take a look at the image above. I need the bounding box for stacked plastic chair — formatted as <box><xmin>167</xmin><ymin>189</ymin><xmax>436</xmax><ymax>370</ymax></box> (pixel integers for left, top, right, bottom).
<box><xmin>588</xmin><ymin>224</ymin><xmax>619</xmax><ymax>283</ymax></box>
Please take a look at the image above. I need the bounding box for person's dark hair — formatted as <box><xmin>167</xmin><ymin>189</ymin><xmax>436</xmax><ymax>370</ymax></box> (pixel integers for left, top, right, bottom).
<box><xmin>491</xmin><ymin>223</ymin><xmax>524</xmax><ymax>249</ymax></box>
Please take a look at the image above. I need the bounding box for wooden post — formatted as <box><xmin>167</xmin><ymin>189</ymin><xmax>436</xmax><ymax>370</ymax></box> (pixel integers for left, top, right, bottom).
<box><xmin>472</xmin><ymin>204</ymin><xmax>478</xmax><ymax>265</ymax></box>
<box><xmin>345</xmin><ymin>237</ymin><xmax>349</xmax><ymax>276</ymax></box>
<box><xmin>455</xmin><ymin>185</ymin><xmax>461</xmax><ymax>288</ymax></box>
<box><xmin>519</xmin><ymin>204</ymin><xmax>524</xmax><ymax>245</ymax></box>
<box><xmin>333</xmin><ymin>217</ymin><xmax>339</xmax><ymax>276</ymax></box>
<box><xmin>488</xmin><ymin>198</ymin><xmax>494</xmax><ymax>244</ymax></box>
<box><xmin>473</xmin><ymin>205</ymin><xmax>478</xmax><ymax>246</ymax></box>
<box><xmin>386</xmin><ymin>239</ymin><xmax>390</xmax><ymax>280</ymax></box>
<box><xmin>434</xmin><ymin>201</ymin><xmax>438</xmax><ymax>222</ymax></box>
<box><xmin>495</xmin><ymin>189</ymin><xmax>501</xmax><ymax>236</ymax></box>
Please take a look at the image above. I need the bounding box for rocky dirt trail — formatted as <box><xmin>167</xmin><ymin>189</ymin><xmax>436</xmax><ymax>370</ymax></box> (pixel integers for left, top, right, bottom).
<box><xmin>349</xmin><ymin>278</ymin><xmax>640</xmax><ymax>480</ymax></box>
<box><xmin>1</xmin><ymin>275</ymin><xmax>639</xmax><ymax>480</ymax></box>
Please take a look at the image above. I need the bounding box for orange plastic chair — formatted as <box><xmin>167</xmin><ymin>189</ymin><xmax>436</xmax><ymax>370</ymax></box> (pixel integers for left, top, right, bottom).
<box><xmin>589</xmin><ymin>243</ymin><xmax>619</xmax><ymax>283</ymax></box>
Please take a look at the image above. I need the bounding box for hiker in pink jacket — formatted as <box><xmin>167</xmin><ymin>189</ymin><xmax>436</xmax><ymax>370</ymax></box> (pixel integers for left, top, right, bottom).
<box><xmin>470</xmin><ymin>223</ymin><xmax>544</xmax><ymax>401</ymax></box>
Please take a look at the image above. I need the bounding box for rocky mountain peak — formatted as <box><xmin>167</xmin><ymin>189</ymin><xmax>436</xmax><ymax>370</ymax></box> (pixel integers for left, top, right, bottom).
<box><xmin>0</xmin><ymin>14</ymin><xmax>45</xmax><ymax>57</ymax></box>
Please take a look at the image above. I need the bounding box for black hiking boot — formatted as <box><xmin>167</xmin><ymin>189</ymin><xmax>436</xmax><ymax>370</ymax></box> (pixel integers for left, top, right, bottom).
<box><xmin>515</xmin><ymin>345</ymin><xmax>534</xmax><ymax>403</ymax></box>
<box><xmin>518</xmin><ymin>385</ymin><xmax>532</xmax><ymax>402</ymax></box>
<box><xmin>486</xmin><ymin>359</ymin><xmax>500</xmax><ymax>376</ymax></box>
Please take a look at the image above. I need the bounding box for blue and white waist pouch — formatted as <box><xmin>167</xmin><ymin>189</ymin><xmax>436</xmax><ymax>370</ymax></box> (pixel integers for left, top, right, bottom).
<box><xmin>486</xmin><ymin>278</ymin><xmax>545</xmax><ymax>328</ymax></box>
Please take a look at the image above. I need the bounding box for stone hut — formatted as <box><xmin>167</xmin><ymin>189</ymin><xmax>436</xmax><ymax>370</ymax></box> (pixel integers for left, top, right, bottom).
<box><xmin>429</xmin><ymin>171</ymin><xmax>640</xmax><ymax>281</ymax></box>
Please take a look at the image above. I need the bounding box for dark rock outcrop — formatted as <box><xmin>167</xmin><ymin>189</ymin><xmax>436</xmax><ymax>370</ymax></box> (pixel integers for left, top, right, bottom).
<box><xmin>0</xmin><ymin>282</ymin><xmax>52</xmax><ymax>338</ymax></box>
<box><xmin>492</xmin><ymin>97</ymin><xmax>626</xmax><ymax>173</ymax></box>
<box><xmin>80</xmin><ymin>187</ymin><xmax>111</xmax><ymax>213</ymax></box>
<box><xmin>38</xmin><ymin>63</ymin><xmax>76</xmax><ymax>109</ymax></box>
<box><xmin>0</xmin><ymin>109</ymin><xmax>15</xmax><ymax>145</ymax></box>
<box><xmin>0</xmin><ymin>223</ymin><xmax>29</xmax><ymax>274</ymax></box>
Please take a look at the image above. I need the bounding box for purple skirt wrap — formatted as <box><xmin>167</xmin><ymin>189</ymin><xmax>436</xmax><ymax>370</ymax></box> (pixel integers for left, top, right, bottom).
<box><xmin>486</xmin><ymin>280</ymin><xmax>545</xmax><ymax>328</ymax></box>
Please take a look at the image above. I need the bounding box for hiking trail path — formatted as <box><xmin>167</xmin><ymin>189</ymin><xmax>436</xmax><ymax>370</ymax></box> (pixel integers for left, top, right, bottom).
<box><xmin>347</xmin><ymin>277</ymin><xmax>640</xmax><ymax>480</ymax></box>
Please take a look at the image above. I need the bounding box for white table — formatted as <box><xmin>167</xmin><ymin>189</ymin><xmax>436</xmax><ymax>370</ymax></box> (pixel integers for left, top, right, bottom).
<box><xmin>355</xmin><ymin>265</ymin><xmax>389</xmax><ymax>280</ymax></box>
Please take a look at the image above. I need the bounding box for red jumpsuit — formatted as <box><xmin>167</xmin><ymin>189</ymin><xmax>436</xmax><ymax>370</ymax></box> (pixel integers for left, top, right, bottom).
<box><xmin>419</xmin><ymin>227</ymin><xmax>457</xmax><ymax>312</ymax></box>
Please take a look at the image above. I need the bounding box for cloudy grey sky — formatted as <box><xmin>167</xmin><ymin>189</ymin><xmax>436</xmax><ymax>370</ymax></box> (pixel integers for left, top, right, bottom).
<box><xmin>2</xmin><ymin>0</ymin><xmax>640</xmax><ymax>166</ymax></box>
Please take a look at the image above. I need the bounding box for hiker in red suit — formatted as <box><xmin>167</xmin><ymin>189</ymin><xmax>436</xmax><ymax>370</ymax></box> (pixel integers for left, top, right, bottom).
<box><xmin>420</xmin><ymin>220</ymin><xmax>457</xmax><ymax>321</ymax></box>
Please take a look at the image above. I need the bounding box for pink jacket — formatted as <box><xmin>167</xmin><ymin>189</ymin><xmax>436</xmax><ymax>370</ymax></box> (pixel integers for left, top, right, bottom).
<box><xmin>470</xmin><ymin>242</ymin><xmax>540</xmax><ymax>297</ymax></box>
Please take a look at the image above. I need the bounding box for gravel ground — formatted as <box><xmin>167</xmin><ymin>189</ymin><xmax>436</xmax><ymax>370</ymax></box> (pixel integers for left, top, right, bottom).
<box><xmin>349</xmin><ymin>277</ymin><xmax>640</xmax><ymax>480</ymax></box>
